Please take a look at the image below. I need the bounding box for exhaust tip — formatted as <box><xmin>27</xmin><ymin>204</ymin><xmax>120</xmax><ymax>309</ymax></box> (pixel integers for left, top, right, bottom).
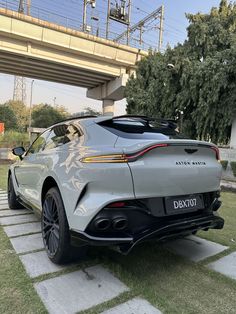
<box><xmin>94</xmin><ymin>218</ymin><xmax>111</xmax><ymax>231</ymax></box>
<box><xmin>113</xmin><ymin>217</ymin><xmax>128</xmax><ymax>231</ymax></box>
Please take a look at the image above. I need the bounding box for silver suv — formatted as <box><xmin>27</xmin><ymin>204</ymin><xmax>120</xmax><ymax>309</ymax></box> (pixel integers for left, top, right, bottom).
<box><xmin>8</xmin><ymin>115</ymin><xmax>224</xmax><ymax>264</ymax></box>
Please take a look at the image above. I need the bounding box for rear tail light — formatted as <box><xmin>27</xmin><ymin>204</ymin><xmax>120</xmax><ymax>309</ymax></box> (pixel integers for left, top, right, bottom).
<box><xmin>107</xmin><ymin>202</ymin><xmax>127</xmax><ymax>208</ymax></box>
<box><xmin>210</xmin><ymin>146</ymin><xmax>220</xmax><ymax>161</ymax></box>
<box><xmin>80</xmin><ymin>143</ymin><xmax>168</xmax><ymax>163</ymax></box>
<box><xmin>80</xmin><ymin>154</ymin><xmax>128</xmax><ymax>163</ymax></box>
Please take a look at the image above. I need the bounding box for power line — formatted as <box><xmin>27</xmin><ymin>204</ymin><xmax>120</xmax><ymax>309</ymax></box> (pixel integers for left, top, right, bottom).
<box><xmin>114</xmin><ymin>4</ymin><xmax>164</xmax><ymax>51</ymax></box>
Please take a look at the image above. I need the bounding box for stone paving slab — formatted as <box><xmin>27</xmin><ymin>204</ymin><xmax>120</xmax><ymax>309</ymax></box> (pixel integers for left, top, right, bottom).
<box><xmin>0</xmin><ymin>204</ymin><xmax>10</xmax><ymax>210</ymax></box>
<box><xmin>0</xmin><ymin>214</ymin><xmax>38</xmax><ymax>226</ymax></box>
<box><xmin>0</xmin><ymin>199</ymin><xmax>8</xmax><ymax>205</ymax></box>
<box><xmin>208</xmin><ymin>252</ymin><xmax>236</xmax><ymax>280</ymax></box>
<box><xmin>4</xmin><ymin>222</ymin><xmax>41</xmax><ymax>237</ymax></box>
<box><xmin>0</xmin><ymin>209</ymin><xmax>31</xmax><ymax>217</ymax></box>
<box><xmin>165</xmin><ymin>235</ymin><xmax>228</xmax><ymax>262</ymax></box>
<box><xmin>34</xmin><ymin>265</ymin><xmax>129</xmax><ymax>314</ymax></box>
<box><xmin>102</xmin><ymin>298</ymin><xmax>162</xmax><ymax>314</ymax></box>
<box><xmin>0</xmin><ymin>195</ymin><xmax>7</xmax><ymax>199</ymax></box>
<box><xmin>10</xmin><ymin>233</ymin><xmax>44</xmax><ymax>254</ymax></box>
<box><xmin>20</xmin><ymin>251</ymin><xmax>66</xmax><ymax>278</ymax></box>
<box><xmin>0</xmin><ymin>200</ymin><xmax>8</xmax><ymax>205</ymax></box>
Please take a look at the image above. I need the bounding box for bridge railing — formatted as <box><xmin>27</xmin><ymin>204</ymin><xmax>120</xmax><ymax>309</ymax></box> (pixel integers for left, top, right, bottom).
<box><xmin>0</xmin><ymin>0</ymin><xmax>82</xmax><ymax>31</ymax></box>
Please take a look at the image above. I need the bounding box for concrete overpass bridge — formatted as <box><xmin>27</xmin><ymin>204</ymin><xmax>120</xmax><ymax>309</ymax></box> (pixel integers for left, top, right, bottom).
<box><xmin>0</xmin><ymin>7</ymin><xmax>148</xmax><ymax>114</ymax></box>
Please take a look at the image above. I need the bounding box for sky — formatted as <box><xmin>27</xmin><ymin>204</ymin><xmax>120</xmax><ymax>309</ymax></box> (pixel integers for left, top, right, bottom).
<box><xmin>0</xmin><ymin>0</ymin><xmax>221</xmax><ymax>115</ymax></box>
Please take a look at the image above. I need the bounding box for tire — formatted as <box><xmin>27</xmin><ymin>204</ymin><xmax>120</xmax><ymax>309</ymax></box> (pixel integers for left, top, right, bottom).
<box><xmin>41</xmin><ymin>187</ymin><xmax>73</xmax><ymax>264</ymax></box>
<box><xmin>8</xmin><ymin>175</ymin><xmax>22</xmax><ymax>210</ymax></box>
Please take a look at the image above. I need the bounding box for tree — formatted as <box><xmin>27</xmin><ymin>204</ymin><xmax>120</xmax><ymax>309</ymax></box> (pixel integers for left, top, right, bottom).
<box><xmin>126</xmin><ymin>0</ymin><xmax>236</xmax><ymax>144</ymax></box>
<box><xmin>83</xmin><ymin>107</ymin><xmax>102</xmax><ymax>116</ymax></box>
<box><xmin>0</xmin><ymin>104</ymin><xmax>18</xmax><ymax>130</ymax></box>
<box><xmin>72</xmin><ymin>107</ymin><xmax>102</xmax><ymax>117</ymax></box>
<box><xmin>32</xmin><ymin>104</ymin><xmax>69</xmax><ymax>128</ymax></box>
<box><xmin>5</xmin><ymin>100</ymin><xmax>29</xmax><ymax>132</ymax></box>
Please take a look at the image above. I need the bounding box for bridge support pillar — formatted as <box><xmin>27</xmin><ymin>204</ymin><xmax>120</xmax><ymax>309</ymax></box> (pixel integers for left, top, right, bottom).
<box><xmin>230</xmin><ymin>116</ymin><xmax>236</xmax><ymax>148</ymax></box>
<box><xmin>102</xmin><ymin>100</ymin><xmax>114</xmax><ymax>116</ymax></box>
<box><xmin>87</xmin><ymin>74</ymin><xmax>129</xmax><ymax>116</ymax></box>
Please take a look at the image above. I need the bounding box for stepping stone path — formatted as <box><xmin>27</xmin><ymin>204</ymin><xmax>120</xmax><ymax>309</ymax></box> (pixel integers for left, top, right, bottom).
<box><xmin>165</xmin><ymin>235</ymin><xmax>228</xmax><ymax>262</ymax></box>
<box><xmin>4</xmin><ymin>188</ymin><xmax>234</xmax><ymax>313</ymax></box>
<box><xmin>208</xmin><ymin>252</ymin><xmax>236</xmax><ymax>280</ymax></box>
<box><xmin>0</xmin><ymin>189</ymin><xmax>162</xmax><ymax>313</ymax></box>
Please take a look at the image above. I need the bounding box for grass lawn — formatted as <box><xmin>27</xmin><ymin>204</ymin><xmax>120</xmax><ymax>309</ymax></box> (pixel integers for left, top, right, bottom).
<box><xmin>0</xmin><ymin>163</ymin><xmax>236</xmax><ymax>313</ymax></box>
<box><xmin>0</xmin><ymin>164</ymin><xmax>46</xmax><ymax>313</ymax></box>
<box><xmin>199</xmin><ymin>192</ymin><xmax>236</xmax><ymax>249</ymax></box>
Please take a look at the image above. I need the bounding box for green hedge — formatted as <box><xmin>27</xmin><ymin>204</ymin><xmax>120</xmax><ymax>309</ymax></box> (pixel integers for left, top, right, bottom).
<box><xmin>230</xmin><ymin>162</ymin><xmax>236</xmax><ymax>177</ymax></box>
<box><xmin>220</xmin><ymin>160</ymin><xmax>228</xmax><ymax>171</ymax></box>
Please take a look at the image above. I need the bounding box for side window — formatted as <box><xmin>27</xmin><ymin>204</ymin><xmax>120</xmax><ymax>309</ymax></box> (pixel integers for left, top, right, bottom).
<box><xmin>64</xmin><ymin>124</ymin><xmax>82</xmax><ymax>144</ymax></box>
<box><xmin>44</xmin><ymin>124</ymin><xmax>81</xmax><ymax>151</ymax></box>
<box><xmin>26</xmin><ymin>130</ymin><xmax>51</xmax><ymax>156</ymax></box>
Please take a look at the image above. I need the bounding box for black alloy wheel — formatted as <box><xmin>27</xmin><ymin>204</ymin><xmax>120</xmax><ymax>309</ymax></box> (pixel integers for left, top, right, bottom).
<box><xmin>42</xmin><ymin>187</ymin><xmax>71</xmax><ymax>264</ymax></box>
<box><xmin>42</xmin><ymin>194</ymin><xmax>60</xmax><ymax>256</ymax></box>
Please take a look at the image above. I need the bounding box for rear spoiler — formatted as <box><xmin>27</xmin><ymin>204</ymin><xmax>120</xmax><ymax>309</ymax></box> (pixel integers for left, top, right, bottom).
<box><xmin>105</xmin><ymin>115</ymin><xmax>178</xmax><ymax>130</ymax></box>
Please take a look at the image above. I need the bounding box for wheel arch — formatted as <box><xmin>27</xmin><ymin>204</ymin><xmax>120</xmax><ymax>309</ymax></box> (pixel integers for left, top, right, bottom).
<box><xmin>8</xmin><ymin>168</ymin><xmax>16</xmax><ymax>190</ymax></box>
<box><xmin>41</xmin><ymin>176</ymin><xmax>59</xmax><ymax>206</ymax></box>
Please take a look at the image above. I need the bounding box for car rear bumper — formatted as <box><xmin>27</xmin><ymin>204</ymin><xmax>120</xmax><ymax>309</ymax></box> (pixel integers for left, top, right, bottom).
<box><xmin>70</xmin><ymin>213</ymin><xmax>224</xmax><ymax>254</ymax></box>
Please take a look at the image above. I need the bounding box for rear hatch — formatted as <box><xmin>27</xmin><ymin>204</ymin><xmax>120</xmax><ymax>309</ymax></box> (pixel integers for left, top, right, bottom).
<box><xmin>99</xmin><ymin>116</ymin><xmax>222</xmax><ymax>199</ymax></box>
<box><xmin>122</xmin><ymin>140</ymin><xmax>221</xmax><ymax>198</ymax></box>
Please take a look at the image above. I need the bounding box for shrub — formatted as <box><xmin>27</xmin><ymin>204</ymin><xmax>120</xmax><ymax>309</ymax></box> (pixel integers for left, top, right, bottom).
<box><xmin>220</xmin><ymin>160</ymin><xmax>228</xmax><ymax>171</ymax></box>
<box><xmin>0</xmin><ymin>131</ymin><xmax>29</xmax><ymax>148</ymax></box>
<box><xmin>230</xmin><ymin>162</ymin><xmax>236</xmax><ymax>177</ymax></box>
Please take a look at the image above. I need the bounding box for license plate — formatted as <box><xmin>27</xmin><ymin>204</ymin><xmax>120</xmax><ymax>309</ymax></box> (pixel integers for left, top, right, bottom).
<box><xmin>165</xmin><ymin>194</ymin><xmax>204</xmax><ymax>214</ymax></box>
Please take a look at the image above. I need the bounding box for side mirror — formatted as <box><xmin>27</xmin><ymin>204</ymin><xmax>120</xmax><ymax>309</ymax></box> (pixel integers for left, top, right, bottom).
<box><xmin>12</xmin><ymin>147</ymin><xmax>25</xmax><ymax>160</ymax></box>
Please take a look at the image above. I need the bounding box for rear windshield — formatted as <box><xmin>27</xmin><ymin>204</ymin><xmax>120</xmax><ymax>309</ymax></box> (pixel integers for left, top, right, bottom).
<box><xmin>98</xmin><ymin>119</ymin><xmax>189</xmax><ymax>140</ymax></box>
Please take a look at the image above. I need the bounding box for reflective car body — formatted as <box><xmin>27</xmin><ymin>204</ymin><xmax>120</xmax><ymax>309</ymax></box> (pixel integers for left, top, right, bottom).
<box><xmin>9</xmin><ymin>115</ymin><xmax>224</xmax><ymax>254</ymax></box>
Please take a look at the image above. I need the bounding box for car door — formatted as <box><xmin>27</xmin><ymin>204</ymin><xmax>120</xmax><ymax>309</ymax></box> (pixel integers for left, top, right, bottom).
<box><xmin>14</xmin><ymin>129</ymin><xmax>51</xmax><ymax>207</ymax></box>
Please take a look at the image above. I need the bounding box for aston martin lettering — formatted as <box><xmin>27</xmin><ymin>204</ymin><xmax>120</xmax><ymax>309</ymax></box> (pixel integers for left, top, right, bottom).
<box><xmin>176</xmin><ymin>161</ymin><xmax>206</xmax><ymax>165</ymax></box>
<box><xmin>192</xmin><ymin>161</ymin><xmax>206</xmax><ymax>165</ymax></box>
